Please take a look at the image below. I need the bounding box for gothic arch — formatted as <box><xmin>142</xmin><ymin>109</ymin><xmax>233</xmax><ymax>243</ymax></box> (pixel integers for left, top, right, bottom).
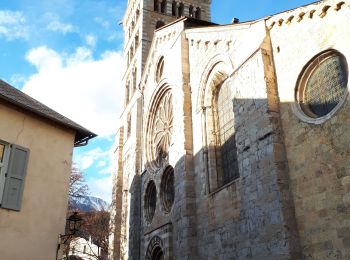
<box><xmin>196</xmin><ymin>53</ymin><xmax>234</xmax><ymax>113</ymax></box>
<box><xmin>197</xmin><ymin>54</ymin><xmax>238</xmax><ymax>191</ymax></box>
<box><xmin>145</xmin><ymin>83</ymin><xmax>173</xmax><ymax>173</ymax></box>
<box><xmin>145</xmin><ymin>236</ymin><xmax>165</xmax><ymax>260</ymax></box>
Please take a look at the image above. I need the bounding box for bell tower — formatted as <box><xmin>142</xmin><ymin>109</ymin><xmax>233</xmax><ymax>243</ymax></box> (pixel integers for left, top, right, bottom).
<box><xmin>109</xmin><ymin>1</ymin><xmax>211</xmax><ymax>259</ymax></box>
<box><xmin>122</xmin><ymin>0</ymin><xmax>211</xmax><ymax>107</ymax></box>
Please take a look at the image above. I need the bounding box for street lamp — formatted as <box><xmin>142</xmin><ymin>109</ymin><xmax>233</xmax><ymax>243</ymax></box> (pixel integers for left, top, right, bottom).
<box><xmin>66</xmin><ymin>212</ymin><xmax>83</xmax><ymax>234</ymax></box>
<box><xmin>56</xmin><ymin>212</ymin><xmax>84</xmax><ymax>260</ymax></box>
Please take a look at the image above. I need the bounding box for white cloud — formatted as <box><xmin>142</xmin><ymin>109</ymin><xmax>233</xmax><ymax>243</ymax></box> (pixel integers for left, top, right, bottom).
<box><xmin>44</xmin><ymin>12</ymin><xmax>75</xmax><ymax>34</ymax></box>
<box><xmin>97</xmin><ymin>161</ymin><xmax>107</xmax><ymax>167</ymax></box>
<box><xmin>0</xmin><ymin>10</ymin><xmax>28</xmax><ymax>40</ymax></box>
<box><xmin>22</xmin><ymin>45</ymin><xmax>124</xmax><ymax>137</ymax></box>
<box><xmin>76</xmin><ymin>147</ymin><xmax>109</xmax><ymax>170</ymax></box>
<box><xmin>10</xmin><ymin>74</ymin><xmax>27</xmax><ymax>86</ymax></box>
<box><xmin>85</xmin><ymin>34</ymin><xmax>97</xmax><ymax>48</ymax></box>
<box><xmin>87</xmin><ymin>175</ymin><xmax>113</xmax><ymax>204</ymax></box>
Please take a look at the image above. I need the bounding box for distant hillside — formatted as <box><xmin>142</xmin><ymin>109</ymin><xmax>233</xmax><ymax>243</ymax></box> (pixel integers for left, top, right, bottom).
<box><xmin>70</xmin><ymin>196</ymin><xmax>109</xmax><ymax>212</ymax></box>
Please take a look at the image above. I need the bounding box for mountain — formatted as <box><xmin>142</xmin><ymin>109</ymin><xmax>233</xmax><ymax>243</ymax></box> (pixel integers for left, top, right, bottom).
<box><xmin>70</xmin><ymin>196</ymin><xmax>109</xmax><ymax>212</ymax></box>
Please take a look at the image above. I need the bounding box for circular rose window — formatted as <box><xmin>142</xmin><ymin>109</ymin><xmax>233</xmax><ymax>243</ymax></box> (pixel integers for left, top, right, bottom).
<box><xmin>296</xmin><ymin>50</ymin><xmax>348</xmax><ymax>120</ymax></box>
<box><xmin>160</xmin><ymin>166</ymin><xmax>174</xmax><ymax>213</ymax></box>
<box><xmin>144</xmin><ymin>181</ymin><xmax>157</xmax><ymax>223</ymax></box>
<box><xmin>145</xmin><ymin>88</ymin><xmax>173</xmax><ymax>172</ymax></box>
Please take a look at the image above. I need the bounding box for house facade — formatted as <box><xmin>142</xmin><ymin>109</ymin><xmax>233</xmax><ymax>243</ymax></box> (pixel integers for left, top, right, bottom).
<box><xmin>109</xmin><ymin>0</ymin><xmax>350</xmax><ymax>259</ymax></box>
<box><xmin>0</xmin><ymin>80</ymin><xmax>95</xmax><ymax>260</ymax></box>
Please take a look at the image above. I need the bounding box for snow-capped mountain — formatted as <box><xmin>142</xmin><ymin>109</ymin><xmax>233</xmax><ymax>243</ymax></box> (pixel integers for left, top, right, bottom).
<box><xmin>70</xmin><ymin>196</ymin><xmax>109</xmax><ymax>212</ymax></box>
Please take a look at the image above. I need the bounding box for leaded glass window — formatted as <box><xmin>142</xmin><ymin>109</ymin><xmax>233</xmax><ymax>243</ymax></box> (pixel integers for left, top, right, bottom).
<box><xmin>144</xmin><ymin>181</ymin><xmax>157</xmax><ymax>223</ymax></box>
<box><xmin>214</xmin><ymin>80</ymin><xmax>239</xmax><ymax>186</ymax></box>
<box><xmin>298</xmin><ymin>50</ymin><xmax>348</xmax><ymax>118</ymax></box>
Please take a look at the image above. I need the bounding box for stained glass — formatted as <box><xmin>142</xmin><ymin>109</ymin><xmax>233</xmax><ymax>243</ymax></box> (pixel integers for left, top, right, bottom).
<box><xmin>304</xmin><ymin>54</ymin><xmax>348</xmax><ymax>117</ymax></box>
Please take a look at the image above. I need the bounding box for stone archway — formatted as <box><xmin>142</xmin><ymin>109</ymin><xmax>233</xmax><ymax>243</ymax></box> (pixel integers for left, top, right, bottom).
<box><xmin>145</xmin><ymin>236</ymin><xmax>165</xmax><ymax>260</ymax></box>
<box><xmin>150</xmin><ymin>246</ymin><xmax>164</xmax><ymax>260</ymax></box>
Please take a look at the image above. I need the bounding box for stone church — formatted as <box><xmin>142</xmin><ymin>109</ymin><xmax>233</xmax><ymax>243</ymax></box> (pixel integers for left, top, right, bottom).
<box><xmin>109</xmin><ymin>0</ymin><xmax>350</xmax><ymax>259</ymax></box>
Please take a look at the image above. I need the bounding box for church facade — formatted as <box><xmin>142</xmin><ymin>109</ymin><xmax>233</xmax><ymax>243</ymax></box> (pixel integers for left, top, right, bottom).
<box><xmin>109</xmin><ymin>0</ymin><xmax>350</xmax><ymax>259</ymax></box>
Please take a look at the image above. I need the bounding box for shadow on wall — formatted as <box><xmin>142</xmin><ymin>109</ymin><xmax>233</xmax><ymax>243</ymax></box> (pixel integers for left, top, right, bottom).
<box><xmin>126</xmin><ymin>93</ymin><xmax>350</xmax><ymax>259</ymax></box>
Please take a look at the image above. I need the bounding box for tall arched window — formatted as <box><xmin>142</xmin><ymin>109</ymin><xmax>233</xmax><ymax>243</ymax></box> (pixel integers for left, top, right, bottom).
<box><xmin>201</xmin><ymin>65</ymin><xmax>239</xmax><ymax>191</ymax></box>
<box><xmin>161</xmin><ymin>0</ymin><xmax>167</xmax><ymax>13</ymax></box>
<box><xmin>178</xmin><ymin>3</ymin><xmax>184</xmax><ymax>17</ymax></box>
<box><xmin>213</xmin><ymin>79</ymin><xmax>239</xmax><ymax>186</ymax></box>
<box><xmin>195</xmin><ymin>7</ymin><xmax>201</xmax><ymax>19</ymax></box>
<box><xmin>154</xmin><ymin>0</ymin><xmax>159</xmax><ymax>12</ymax></box>
<box><xmin>125</xmin><ymin>81</ymin><xmax>130</xmax><ymax>106</ymax></box>
<box><xmin>172</xmin><ymin>1</ymin><xmax>177</xmax><ymax>16</ymax></box>
<box><xmin>189</xmin><ymin>5</ymin><xmax>194</xmax><ymax>17</ymax></box>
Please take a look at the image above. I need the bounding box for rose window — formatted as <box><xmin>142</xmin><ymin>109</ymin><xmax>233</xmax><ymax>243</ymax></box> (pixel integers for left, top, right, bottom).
<box><xmin>146</xmin><ymin>89</ymin><xmax>173</xmax><ymax>172</ymax></box>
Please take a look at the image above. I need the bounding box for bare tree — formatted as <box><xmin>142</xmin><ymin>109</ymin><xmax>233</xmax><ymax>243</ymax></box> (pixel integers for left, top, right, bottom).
<box><xmin>78</xmin><ymin>210</ymin><xmax>110</xmax><ymax>259</ymax></box>
<box><xmin>68</xmin><ymin>165</ymin><xmax>89</xmax><ymax>210</ymax></box>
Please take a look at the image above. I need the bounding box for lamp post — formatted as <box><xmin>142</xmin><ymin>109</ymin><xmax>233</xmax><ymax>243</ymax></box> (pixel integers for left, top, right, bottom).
<box><xmin>56</xmin><ymin>212</ymin><xmax>83</xmax><ymax>260</ymax></box>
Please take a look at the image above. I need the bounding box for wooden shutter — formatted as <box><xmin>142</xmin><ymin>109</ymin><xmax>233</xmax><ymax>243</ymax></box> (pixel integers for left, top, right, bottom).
<box><xmin>1</xmin><ymin>145</ymin><xmax>29</xmax><ymax>211</ymax></box>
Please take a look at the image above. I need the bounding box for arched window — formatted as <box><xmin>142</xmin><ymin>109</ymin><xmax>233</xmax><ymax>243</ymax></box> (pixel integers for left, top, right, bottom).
<box><xmin>195</xmin><ymin>7</ymin><xmax>201</xmax><ymax>19</ymax></box>
<box><xmin>178</xmin><ymin>3</ymin><xmax>184</xmax><ymax>17</ymax></box>
<box><xmin>135</xmin><ymin>31</ymin><xmax>139</xmax><ymax>48</ymax></box>
<box><xmin>155</xmin><ymin>56</ymin><xmax>164</xmax><ymax>82</ymax></box>
<box><xmin>154</xmin><ymin>0</ymin><xmax>159</xmax><ymax>12</ymax></box>
<box><xmin>213</xmin><ymin>79</ymin><xmax>239</xmax><ymax>186</ymax></box>
<box><xmin>189</xmin><ymin>5</ymin><xmax>194</xmax><ymax>17</ymax></box>
<box><xmin>155</xmin><ymin>20</ymin><xmax>165</xmax><ymax>29</ymax></box>
<box><xmin>201</xmin><ymin>63</ymin><xmax>239</xmax><ymax>191</ymax></box>
<box><xmin>161</xmin><ymin>0</ymin><xmax>167</xmax><ymax>13</ymax></box>
<box><xmin>125</xmin><ymin>80</ymin><xmax>130</xmax><ymax>106</ymax></box>
<box><xmin>127</xmin><ymin>113</ymin><xmax>131</xmax><ymax>138</ymax></box>
<box><xmin>144</xmin><ymin>181</ymin><xmax>157</xmax><ymax>223</ymax></box>
<box><xmin>132</xmin><ymin>67</ymin><xmax>137</xmax><ymax>93</ymax></box>
<box><xmin>172</xmin><ymin>1</ymin><xmax>177</xmax><ymax>16</ymax></box>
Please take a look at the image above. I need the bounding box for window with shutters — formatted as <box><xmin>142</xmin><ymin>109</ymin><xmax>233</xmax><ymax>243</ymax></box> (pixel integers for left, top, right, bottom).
<box><xmin>0</xmin><ymin>139</ymin><xmax>29</xmax><ymax>211</ymax></box>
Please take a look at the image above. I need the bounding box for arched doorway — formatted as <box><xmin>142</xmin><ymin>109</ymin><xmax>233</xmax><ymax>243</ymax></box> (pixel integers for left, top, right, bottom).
<box><xmin>146</xmin><ymin>236</ymin><xmax>165</xmax><ymax>260</ymax></box>
<box><xmin>151</xmin><ymin>246</ymin><xmax>164</xmax><ymax>260</ymax></box>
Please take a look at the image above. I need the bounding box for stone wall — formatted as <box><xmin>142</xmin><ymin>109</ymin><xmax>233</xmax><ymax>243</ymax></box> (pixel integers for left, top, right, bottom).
<box><xmin>269</xmin><ymin>0</ymin><xmax>350</xmax><ymax>258</ymax></box>
<box><xmin>187</xmin><ymin>22</ymin><xmax>300</xmax><ymax>259</ymax></box>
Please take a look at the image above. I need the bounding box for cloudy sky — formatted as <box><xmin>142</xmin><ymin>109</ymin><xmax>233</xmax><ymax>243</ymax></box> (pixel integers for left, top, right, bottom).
<box><xmin>0</xmin><ymin>0</ymin><xmax>315</xmax><ymax>203</ymax></box>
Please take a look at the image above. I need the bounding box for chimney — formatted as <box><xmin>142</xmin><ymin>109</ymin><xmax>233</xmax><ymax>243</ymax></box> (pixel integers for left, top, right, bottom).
<box><xmin>232</xmin><ymin>18</ymin><xmax>239</xmax><ymax>24</ymax></box>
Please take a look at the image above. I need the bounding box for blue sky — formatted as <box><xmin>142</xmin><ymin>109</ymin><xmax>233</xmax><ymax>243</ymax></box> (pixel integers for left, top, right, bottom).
<box><xmin>0</xmin><ymin>0</ymin><xmax>315</xmax><ymax>203</ymax></box>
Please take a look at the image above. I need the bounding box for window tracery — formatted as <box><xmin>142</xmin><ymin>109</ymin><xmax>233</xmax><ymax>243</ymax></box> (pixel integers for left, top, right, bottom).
<box><xmin>146</xmin><ymin>88</ymin><xmax>173</xmax><ymax>172</ymax></box>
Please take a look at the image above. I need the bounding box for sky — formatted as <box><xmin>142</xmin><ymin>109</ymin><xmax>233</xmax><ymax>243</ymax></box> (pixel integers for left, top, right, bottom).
<box><xmin>0</xmin><ymin>0</ymin><xmax>316</xmax><ymax>203</ymax></box>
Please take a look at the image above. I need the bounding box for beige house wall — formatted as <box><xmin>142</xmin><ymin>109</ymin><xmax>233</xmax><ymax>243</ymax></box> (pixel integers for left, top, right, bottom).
<box><xmin>0</xmin><ymin>103</ymin><xmax>75</xmax><ymax>260</ymax></box>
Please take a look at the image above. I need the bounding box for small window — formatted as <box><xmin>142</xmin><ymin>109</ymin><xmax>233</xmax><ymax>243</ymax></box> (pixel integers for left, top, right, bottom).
<box><xmin>178</xmin><ymin>3</ymin><xmax>184</xmax><ymax>17</ymax></box>
<box><xmin>296</xmin><ymin>49</ymin><xmax>348</xmax><ymax>119</ymax></box>
<box><xmin>155</xmin><ymin>20</ymin><xmax>165</xmax><ymax>29</ymax></box>
<box><xmin>155</xmin><ymin>56</ymin><xmax>164</xmax><ymax>82</ymax></box>
<box><xmin>127</xmin><ymin>113</ymin><xmax>131</xmax><ymax>138</ymax></box>
<box><xmin>161</xmin><ymin>0</ymin><xmax>167</xmax><ymax>13</ymax></box>
<box><xmin>144</xmin><ymin>180</ymin><xmax>157</xmax><ymax>223</ymax></box>
<box><xmin>154</xmin><ymin>0</ymin><xmax>159</xmax><ymax>12</ymax></box>
<box><xmin>125</xmin><ymin>82</ymin><xmax>130</xmax><ymax>106</ymax></box>
<box><xmin>160</xmin><ymin>166</ymin><xmax>174</xmax><ymax>213</ymax></box>
<box><xmin>172</xmin><ymin>1</ymin><xmax>177</xmax><ymax>16</ymax></box>
<box><xmin>195</xmin><ymin>7</ymin><xmax>201</xmax><ymax>19</ymax></box>
<box><xmin>189</xmin><ymin>5</ymin><xmax>194</xmax><ymax>17</ymax></box>
<box><xmin>0</xmin><ymin>141</ymin><xmax>29</xmax><ymax>211</ymax></box>
<box><xmin>83</xmin><ymin>245</ymin><xmax>86</xmax><ymax>253</ymax></box>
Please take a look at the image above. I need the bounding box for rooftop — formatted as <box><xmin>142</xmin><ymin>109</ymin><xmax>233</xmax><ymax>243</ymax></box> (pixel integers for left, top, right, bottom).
<box><xmin>0</xmin><ymin>80</ymin><xmax>96</xmax><ymax>146</ymax></box>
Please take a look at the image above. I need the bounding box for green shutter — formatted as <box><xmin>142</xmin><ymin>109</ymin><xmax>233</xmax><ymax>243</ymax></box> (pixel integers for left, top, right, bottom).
<box><xmin>1</xmin><ymin>145</ymin><xmax>29</xmax><ymax>211</ymax></box>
